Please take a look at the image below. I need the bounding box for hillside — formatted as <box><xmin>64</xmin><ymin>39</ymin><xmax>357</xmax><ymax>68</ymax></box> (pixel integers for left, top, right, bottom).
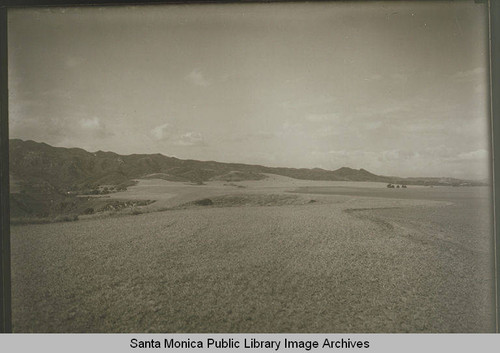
<box><xmin>9</xmin><ymin>139</ymin><xmax>392</xmax><ymax>193</ymax></box>
<box><xmin>10</xmin><ymin>139</ymin><xmax>483</xmax><ymax>191</ymax></box>
<box><xmin>8</xmin><ymin>139</ymin><xmax>483</xmax><ymax>221</ymax></box>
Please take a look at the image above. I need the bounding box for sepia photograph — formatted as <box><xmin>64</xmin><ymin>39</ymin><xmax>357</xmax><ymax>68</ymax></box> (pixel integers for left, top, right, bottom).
<box><xmin>6</xmin><ymin>1</ymin><xmax>496</xmax><ymax>332</ymax></box>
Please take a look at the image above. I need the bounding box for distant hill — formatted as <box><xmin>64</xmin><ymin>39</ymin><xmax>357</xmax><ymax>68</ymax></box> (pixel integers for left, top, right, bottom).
<box><xmin>9</xmin><ymin>138</ymin><xmax>487</xmax><ymax>222</ymax></box>
<box><xmin>8</xmin><ymin>139</ymin><xmax>384</xmax><ymax>194</ymax></box>
<box><xmin>10</xmin><ymin>139</ymin><xmax>484</xmax><ymax>193</ymax></box>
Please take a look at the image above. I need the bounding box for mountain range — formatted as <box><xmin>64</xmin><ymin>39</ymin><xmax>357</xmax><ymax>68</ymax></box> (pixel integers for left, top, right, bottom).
<box><xmin>8</xmin><ymin>139</ymin><xmax>483</xmax><ymax>221</ymax></box>
<box><xmin>9</xmin><ymin>139</ymin><xmax>482</xmax><ymax>192</ymax></box>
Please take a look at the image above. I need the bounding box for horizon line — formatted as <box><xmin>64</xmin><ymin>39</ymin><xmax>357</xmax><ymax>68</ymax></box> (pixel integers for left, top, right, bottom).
<box><xmin>9</xmin><ymin>138</ymin><xmax>489</xmax><ymax>182</ymax></box>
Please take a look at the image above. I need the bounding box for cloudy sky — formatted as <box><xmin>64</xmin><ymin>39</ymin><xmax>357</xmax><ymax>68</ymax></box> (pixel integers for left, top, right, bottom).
<box><xmin>8</xmin><ymin>2</ymin><xmax>490</xmax><ymax>180</ymax></box>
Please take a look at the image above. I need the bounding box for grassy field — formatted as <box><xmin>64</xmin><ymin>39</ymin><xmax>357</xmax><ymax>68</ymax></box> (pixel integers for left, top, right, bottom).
<box><xmin>10</xmin><ymin>177</ymin><xmax>496</xmax><ymax>332</ymax></box>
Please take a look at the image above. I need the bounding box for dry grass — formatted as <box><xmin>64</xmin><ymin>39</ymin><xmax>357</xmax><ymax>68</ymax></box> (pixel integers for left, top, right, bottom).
<box><xmin>10</xmin><ymin>185</ymin><xmax>495</xmax><ymax>333</ymax></box>
<box><xmin>178</xmin><ymin>194</ymin><xmax>308</xmax><ymax>209</ymax></box>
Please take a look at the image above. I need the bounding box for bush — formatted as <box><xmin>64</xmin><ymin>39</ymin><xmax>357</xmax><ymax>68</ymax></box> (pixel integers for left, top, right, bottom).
<box><xmin>194</xmin><ymin>198</ymin><xmax>213</xmax><ymax>206</ymax></box>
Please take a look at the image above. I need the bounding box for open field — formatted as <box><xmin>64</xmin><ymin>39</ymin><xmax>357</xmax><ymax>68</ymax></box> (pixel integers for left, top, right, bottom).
<box><xmin>10</xmin><ymin>176</ymin><xmax>496</xmax><ymax>332</ymax></box>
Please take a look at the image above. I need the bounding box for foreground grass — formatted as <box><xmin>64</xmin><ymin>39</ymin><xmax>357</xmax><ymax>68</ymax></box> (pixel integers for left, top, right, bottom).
<box><xmin>10</xmin><ymin>194</ymin><xmax>495</xmax><ymax>332</ymax></box>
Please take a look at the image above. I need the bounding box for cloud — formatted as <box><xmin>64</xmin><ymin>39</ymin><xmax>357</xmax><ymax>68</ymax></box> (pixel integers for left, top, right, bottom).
<box><xmin>185</xmin><ymin>69</ymin><xmax>210</xmax><ymax>87</ymax></box>
<box><xmin>456</xmin><ymin>149</ymin><xmax>489</xmax><ymax>161</ymax></box>
<box><xmin>78</xmin><ymin>117</ymin><xmax>113</xmax><ymax>138</ymax></box>
<box><xmin>323</xmin><ymin>147</ymin><xmax>490</xmax><ymax>179</ymax></box>
<box><xmin>328</xmin><ymin>149</ymin><xmax>365</xmax><ymax>157</ymax></box>
<box><xmin>79</xmin><ymin>117</ymin><xmax>101</xmax><ymax>129</ymax></box>
<box><xmin>421</xmin><ymin>144</ymin><xmax>455</xmax><ymax>158</ymax></box>
<box><xmin>151</xmin><ymin>123</ymin><xmax>171</xmax><ymax>140</ymax></box>
<box><xmin>175</xmin><ymin>132</ymin><xmax>205</xmax><ymax>146</ymax></box>
<box><xmin>364</xmin><ymin>74</ymin><xmax>382</xmax><ymax>81</ymax></box>
<box><xmin>221</xmin><ymin>130</ymin><xmax>275</xmax><ymax>143</ymax></box>
<box><xmin>381</xmin><ymin>149</ymin><xmax>419</xmax><ymax>161</ymax></box>
<box><xmin>451</xmin><ymin>67</ymin><xmax>486</xmax><ymax>82</ymax></box>
<box><xmin>151</xmin><ymin>123</ymin><xmax>205</xmax><ymax>146</ymax></box>
<box><xmin>327</xmin><ymin>149</ymin><xmax>418</xmax><ymax>163</ymax></box>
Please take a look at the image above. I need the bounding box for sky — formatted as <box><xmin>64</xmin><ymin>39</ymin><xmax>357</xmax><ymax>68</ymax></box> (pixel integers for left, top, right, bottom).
<box><xmin>8</xmin><ymin>1</ymin><xmax>491</xmax><ymax>180</ymax></box>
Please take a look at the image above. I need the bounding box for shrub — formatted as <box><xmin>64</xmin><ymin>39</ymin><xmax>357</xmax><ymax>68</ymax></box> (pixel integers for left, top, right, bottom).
<box><xmin>194</xmin><ymin>198</ymin><xmax>213</xmax><ymax>206</ymax></box>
